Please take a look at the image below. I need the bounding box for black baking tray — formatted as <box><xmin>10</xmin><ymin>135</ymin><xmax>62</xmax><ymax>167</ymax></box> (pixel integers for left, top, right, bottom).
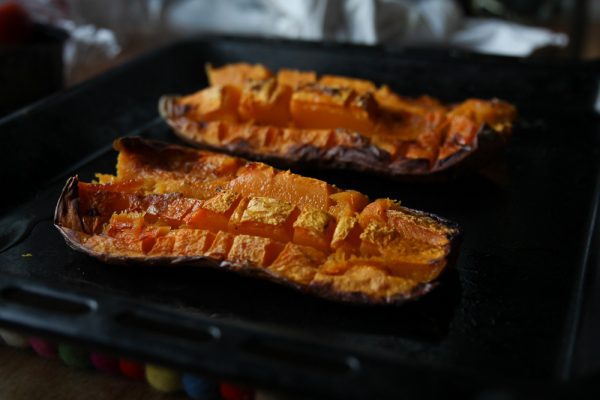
<box><xmin>1</xmin><ymin>36</ymin><xmax>599</xmax><ymax>399</ymax></box>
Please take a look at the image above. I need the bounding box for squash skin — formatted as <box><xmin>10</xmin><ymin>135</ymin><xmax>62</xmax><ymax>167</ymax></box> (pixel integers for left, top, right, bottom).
<box><xmin>159</xmin><ymin>63</ymin><xmax>516</xmax><ymax>178</ymax></box>
<box><xmin>54</xmin><ymin>137</ymin><xmax>460</xmax><ymax>305</ymax></box>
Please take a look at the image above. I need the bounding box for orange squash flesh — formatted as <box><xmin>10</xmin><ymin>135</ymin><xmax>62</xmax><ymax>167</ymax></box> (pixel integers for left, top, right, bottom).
<box><xmin>161</xmin><ymin>63</ymin><xmax>517</xmax><ymax>176</ymax></box>
<box><xmin>55</xmin><ymin>137</ymin><xmax>460</xmax><ymax>304</ymax></box>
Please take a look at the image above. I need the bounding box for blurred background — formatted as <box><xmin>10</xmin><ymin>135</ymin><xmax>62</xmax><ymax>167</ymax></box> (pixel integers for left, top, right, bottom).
<box><xmin>1</xmin><ymin>0</ymin><xmax>599</xmax><ymax>117</ymax></box>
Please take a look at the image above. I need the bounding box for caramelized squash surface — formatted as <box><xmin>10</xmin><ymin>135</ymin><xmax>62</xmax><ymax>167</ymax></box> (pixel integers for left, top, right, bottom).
<box><xmin>160</xmin><ymin>63</ymin><xmax>517</xmax><ymax>176</ymax></box>
<box><xmin>55</xmin><ymin>138</ymin><xmax>459</xmax><ymax>304</ymax></box>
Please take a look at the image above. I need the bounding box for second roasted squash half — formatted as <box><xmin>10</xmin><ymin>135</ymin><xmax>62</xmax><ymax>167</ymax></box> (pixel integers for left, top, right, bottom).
<box><xmin>160</xmin><ymin>62</ymin><xmax>517</xmax><ymax>177</ymax></box>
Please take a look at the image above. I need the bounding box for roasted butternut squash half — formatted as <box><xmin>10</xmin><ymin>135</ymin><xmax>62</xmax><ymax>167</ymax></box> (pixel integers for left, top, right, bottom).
<box><xmin>55</xmin><ymin>137</ymin><xmax>460</xmax><ymax>304</ymax></box>
<box><xmin>160</xmin><ymin>62</ymin><xmax>516</xmax><ymax>177</ymax></box>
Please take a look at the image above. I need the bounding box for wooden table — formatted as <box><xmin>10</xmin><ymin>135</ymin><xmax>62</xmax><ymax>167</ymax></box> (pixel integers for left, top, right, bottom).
<box><xmin>0</xmin><ymin>345</ymin><xmax>187</xmax><ymax>400</ymax></box>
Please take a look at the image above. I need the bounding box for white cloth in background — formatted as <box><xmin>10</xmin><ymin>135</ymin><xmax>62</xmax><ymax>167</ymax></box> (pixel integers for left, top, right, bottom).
<box><xmin>168</xmin><ymin>0</ymin><xmax>464</xmax><ymax>45</ymax></box>
<box><xmin>21</xmin><ymin>0</ymin><xmax>570</xmax><ymax>84</ymax></box>
<box><xmin>168</xmin><ymin>0</ymin><xmax>568</xmax><ymax>56</ymax></box>
<box><xmin>450</xmin><ymin>17</ymin><xmax>568</xmax><ymax>56</ymax></box>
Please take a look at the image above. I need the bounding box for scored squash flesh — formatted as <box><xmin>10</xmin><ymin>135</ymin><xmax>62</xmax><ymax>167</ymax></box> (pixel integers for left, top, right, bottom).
<box><xmin>55</xmin><ymin>137</ymin><xmax>460</xmax><ymax>304</ymax></box>
<box><xmin>160</xmin><ymin>62</ymin><xmax>517</xmax><ymax>176</ymax></box>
